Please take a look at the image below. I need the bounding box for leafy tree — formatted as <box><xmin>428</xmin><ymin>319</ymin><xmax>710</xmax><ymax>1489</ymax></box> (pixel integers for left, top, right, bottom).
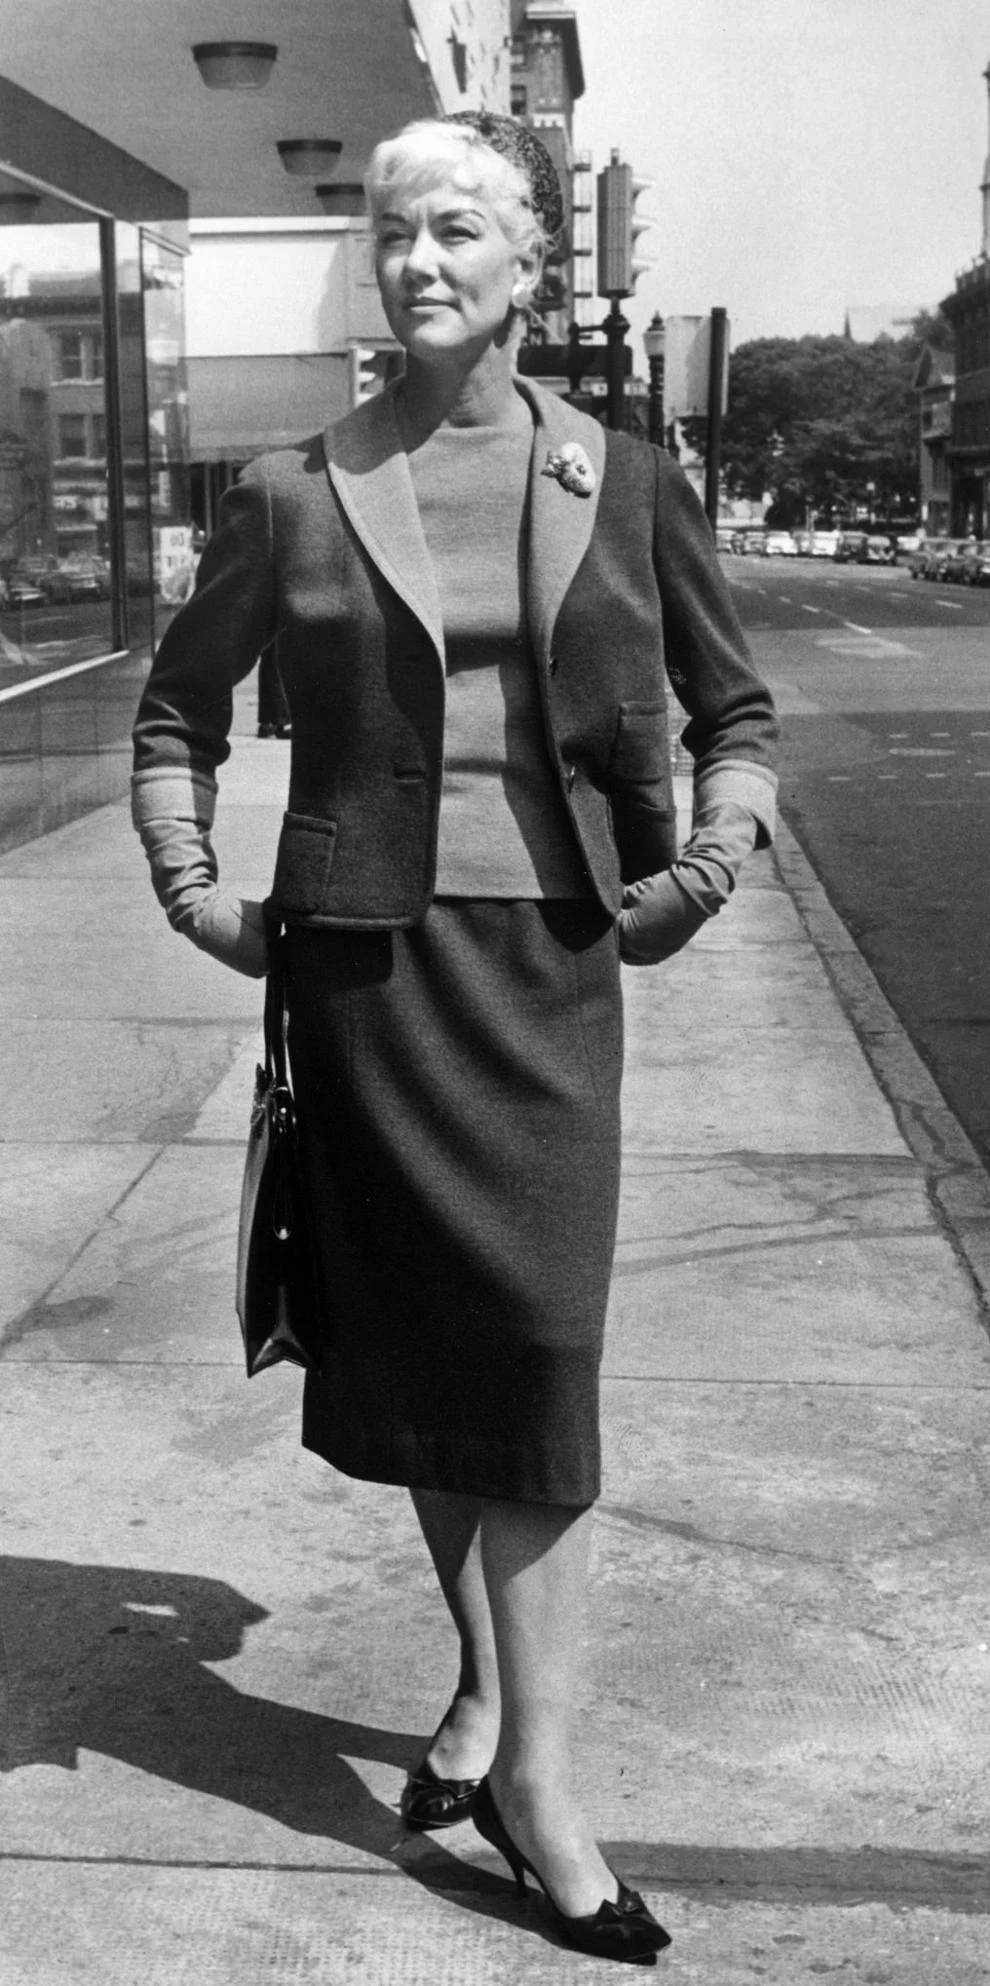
<box><xmin>681</xmin><ymin>323</ymin><xmax>951</xmax><ymax>521</ymax></box>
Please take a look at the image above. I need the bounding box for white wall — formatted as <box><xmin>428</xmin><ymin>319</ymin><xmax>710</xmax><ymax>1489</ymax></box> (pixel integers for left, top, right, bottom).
<box><xmin>408</xmin><ymin>0</ymin><xmax>512</xmax><ymax>111</ymax></box>
<box><xmin>185</xmin><ymin>221</ymin><xmax>392</xmax><ymax>360</ymax></box>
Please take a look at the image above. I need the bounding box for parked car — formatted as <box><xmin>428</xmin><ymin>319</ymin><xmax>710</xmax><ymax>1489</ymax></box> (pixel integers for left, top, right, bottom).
<box><xmin>907</xmin><ymin>537</ymin><xmax>938</xmax><ymax>577</ymax></box>
<box><xmin>60</xmin><ymin>556</ymin><xmax>111</xmax><ymax>600</ymax></box>
<box><xmin>921</xmin><ymin>537</ymin><xmax>960</xmax><ymax>580</ymax></box>
<box><xmin>807</xmin><ymin>529</ymin><xmax>841</xmax><ymax>558</ymax></box>
<box><xmin>941</xmin><ymin>538</ymin><xmax>977</xmax><ymax>583</ymax></box>
<box><xmin>858</xmin><ymin>535</ymin><xmax>897</xmax><ymax>565</ymax></box>
<box><xmin>3</xmin><ymin>566</ymin><xmax>48</xmax><ymax>609</ymax></box>
<box><xmin>961</xmin><ymin>539</ymin><xmax>990</xmax><ymax>586</ymax></box>
<box><xmin>833</xmin><ymin>532</ymin><xmax>867</xmax><ymax>563</ymax></box>
<box><xmin>764</xmin><ymin>531</ymin><xmax>797</xmax><ymax>556</ymax></box>
<box><xmin>42</xmin><ymin>560</ymin><xmax>102</xmax><ymax>603</ymax></box>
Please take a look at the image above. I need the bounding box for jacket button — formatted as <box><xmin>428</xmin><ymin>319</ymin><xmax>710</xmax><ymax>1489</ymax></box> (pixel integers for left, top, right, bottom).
<box><xmin>548</xmin><ymin>653</ymin><xmax>559</xmax><ymax>676</ymax></box>
<box><xmin>565</xmin><ymin>763</ymin><xmax>576</xmax><ymax>791</ymax></box>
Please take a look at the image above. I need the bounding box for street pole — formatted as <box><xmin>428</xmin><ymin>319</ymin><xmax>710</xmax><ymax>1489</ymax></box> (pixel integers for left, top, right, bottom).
<box><xmin>703</xmin><ymin>305</ymin><xmax>727</xmax><ymax>531</ymax></box>
<box><xmin>643</xmin><ymin>310</ymin><xmax>665</xmax><ymax>447</ymax></box>
<box><xmin>647</xmin><ymin>351</ymin><xmax>665</xmax><ymax>445</ymax></box>
<box><xmin>605</xmin><ymin>298</ymin><xmax>630</xmax><ymax>432</ymax></box>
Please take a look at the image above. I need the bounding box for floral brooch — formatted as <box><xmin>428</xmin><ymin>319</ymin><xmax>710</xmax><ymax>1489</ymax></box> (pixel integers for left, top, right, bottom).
<box><xmin>541</xmin><ymin>442</ymin><xmax>596</xmax><ymax>498</ymax></box>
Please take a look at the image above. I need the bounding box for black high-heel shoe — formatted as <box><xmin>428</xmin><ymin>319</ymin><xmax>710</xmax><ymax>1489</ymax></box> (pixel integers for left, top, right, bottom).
<box><xmin>400</xmin><ymin>1755</ymin><xmax>481</xmax><ymax>1832</ymax></box>
<box><xmin>470</xmin><ymin>1777</ymin><xmax>671</xmax><ymax>1964</ymax></box>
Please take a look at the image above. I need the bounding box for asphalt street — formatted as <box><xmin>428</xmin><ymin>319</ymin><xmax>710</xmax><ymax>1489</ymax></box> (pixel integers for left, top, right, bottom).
<box><xmin>722</xmin><ymin>553</ymin><xmax>990</xmax><ymax>1166</ymax></box>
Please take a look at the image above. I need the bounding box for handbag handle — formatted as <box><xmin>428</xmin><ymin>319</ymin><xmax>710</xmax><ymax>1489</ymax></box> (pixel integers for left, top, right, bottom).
<box><xmin>262</xmin><ymin>910</ymin><xmax>290</xmax><ymax>1091</ymax></box>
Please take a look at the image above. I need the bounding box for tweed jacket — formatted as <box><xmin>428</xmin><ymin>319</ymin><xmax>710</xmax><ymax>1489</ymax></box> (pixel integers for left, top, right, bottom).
<box><xmin>132</xmin><ymin>377</ymin><xmax>777</xmax><ymax>926</ymax></box>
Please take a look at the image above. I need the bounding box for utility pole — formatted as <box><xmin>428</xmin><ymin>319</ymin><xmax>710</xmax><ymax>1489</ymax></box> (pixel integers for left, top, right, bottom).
<box><xmin>703</xmin><ymin>306</ymin><xmax>728</xmax><ymax>530</ymax></box>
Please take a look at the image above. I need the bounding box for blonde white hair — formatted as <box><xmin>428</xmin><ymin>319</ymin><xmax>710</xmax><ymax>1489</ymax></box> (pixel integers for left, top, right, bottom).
<box><xmin>365</xmin><ymin>119</ymin><xmax>551</xmax><ymax>271</ymax></box>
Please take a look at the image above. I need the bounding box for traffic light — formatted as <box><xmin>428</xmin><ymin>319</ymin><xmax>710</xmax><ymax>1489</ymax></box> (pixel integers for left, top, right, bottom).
<box><xmin>596</xmin><ymin>150</ymin><xmax>655</xmax><ymax>299</ymax></box>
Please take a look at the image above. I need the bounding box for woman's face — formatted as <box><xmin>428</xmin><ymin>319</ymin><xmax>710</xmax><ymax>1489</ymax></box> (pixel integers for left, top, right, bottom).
<box><xmin>373</xmin><ymin>174</ymin><xmax>535</xmax><ymax>367</ymax></box>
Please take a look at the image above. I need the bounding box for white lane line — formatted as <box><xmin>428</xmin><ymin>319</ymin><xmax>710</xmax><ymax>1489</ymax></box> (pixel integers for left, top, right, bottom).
<box><xmin>827</xmin><ymin>775</ymin><xmax>852</xmax><ymax>782</ymax></box>
<box><xmin>936</xmin><ymin>599</ymin><xmax>964</xmax><ymax>610</ymax></box>
<box><xmin>975</xmin><ymin>771</ymin><xmax>990</xmax><ymax>778</ymax></box>
<box><xmin>842</xmin><ymin>619</ymin><xmax>872</xmax><ymax>633</ymax></box>
<box><xmin>925</xmin><ymin>772</ymin><xmax>949</xmax><ymax>780</ymax></box>
<box><xmin>802</xmin><ymin>604</ymin><xmax>823</xmax><ymax>615</ymax></box>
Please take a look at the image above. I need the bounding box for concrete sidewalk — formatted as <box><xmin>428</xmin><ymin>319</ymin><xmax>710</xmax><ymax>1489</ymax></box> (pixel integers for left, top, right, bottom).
<box><xmin>2</xmin><ymin>694</ymin><xmax>989</xmax><ymax>1985</ymax></box>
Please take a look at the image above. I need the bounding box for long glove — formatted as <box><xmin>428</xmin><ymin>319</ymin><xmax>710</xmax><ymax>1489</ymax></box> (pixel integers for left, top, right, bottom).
<box><xmin>617</xmin><ymin>798</ymin><xmax>759</xmax><ymax>966</ymax></box>
<box><xmin>132</xmin><ymin>769</ymin><xmax>270</xmax><ymax>978</ymax></box>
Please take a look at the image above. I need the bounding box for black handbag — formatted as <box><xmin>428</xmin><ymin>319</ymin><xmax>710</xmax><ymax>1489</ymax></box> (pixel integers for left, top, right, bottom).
<box><xmin>236</xmin><ymin>937</ymin><xmax>319</xmax><ymax>1377</ymax></box>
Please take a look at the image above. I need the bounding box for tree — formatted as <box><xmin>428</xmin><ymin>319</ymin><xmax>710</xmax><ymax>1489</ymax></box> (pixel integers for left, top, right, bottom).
<box><xmin>682</xmin><ymin>328</ymin><xmax>943</xmax><ymax>521</ymax></box>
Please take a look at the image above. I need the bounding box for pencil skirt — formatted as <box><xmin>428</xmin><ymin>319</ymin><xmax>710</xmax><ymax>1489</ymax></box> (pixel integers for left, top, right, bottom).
<box><xmin>284</xmin><ymin>898</ymin><xmax>623</xmax><ymax>1506</ymax></box>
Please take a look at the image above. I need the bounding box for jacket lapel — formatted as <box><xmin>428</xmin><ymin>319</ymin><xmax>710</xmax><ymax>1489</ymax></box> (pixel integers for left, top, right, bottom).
<box><xmin>322</xmin><ymin>386</ymin><xmax>445</xmax><ymax>662</ymax></box>
<box><xmin>323</xmin><ymin>377</ymin><xmax>605</xmax><ymax>670</ymax></box>
<box><xmin>515</xmin><ymin>378</ymin><xmax>606</xmax><ymax>664</ymax></box>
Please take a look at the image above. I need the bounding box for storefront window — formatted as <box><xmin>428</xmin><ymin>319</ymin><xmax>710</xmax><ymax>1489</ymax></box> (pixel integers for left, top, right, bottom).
<box><xmin>142</xmin><ymin>232</ymin><xmax>193</xmax><ymax>630</ymax></box>
<box><xmin>113</xmin><ymin>225</ymin><xmax>154</xmax><ymax>649</ymax></box>
<box><xmin>0</xmin><ymin>181</ymin><xmax>114</xmax><ymax>691</ymax></box>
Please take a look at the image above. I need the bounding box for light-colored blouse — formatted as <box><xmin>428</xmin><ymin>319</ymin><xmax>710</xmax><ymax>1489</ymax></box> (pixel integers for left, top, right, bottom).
<box><xmin>406</xmin><ymin>419</ymin><xmax>591</xmax><ymax>898</ymax></box>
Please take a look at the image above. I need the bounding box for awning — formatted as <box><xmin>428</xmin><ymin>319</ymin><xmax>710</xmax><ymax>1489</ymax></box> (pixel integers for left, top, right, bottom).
<box><xmin>187</xmin><ymin>354</ymin><xmax>350</xmax><ymax>461</ymax></box>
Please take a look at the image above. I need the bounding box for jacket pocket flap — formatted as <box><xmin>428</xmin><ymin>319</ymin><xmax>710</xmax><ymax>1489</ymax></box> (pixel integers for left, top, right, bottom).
<box><xmin>609</xmin><ymin>701</ymin><xmax>671</xmax><ymax>785</ymax></box>
<box><xmin>272</xmin><ymin>813</ymin><xmax>338</xmax><ymax>916</ymax></box>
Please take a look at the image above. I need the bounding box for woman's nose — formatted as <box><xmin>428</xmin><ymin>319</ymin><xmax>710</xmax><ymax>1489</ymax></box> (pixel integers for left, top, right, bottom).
<box><xmin>404</xmin><ymin>227</ymin><xmax>440</xmax><ymax>280</ymax></box>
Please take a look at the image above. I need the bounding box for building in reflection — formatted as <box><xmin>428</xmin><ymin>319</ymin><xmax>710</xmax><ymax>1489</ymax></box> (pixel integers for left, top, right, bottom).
<box><xmin>0</xmin><ymin>1</ymin><xmax>517</xmax><ymax>852</ymax></box>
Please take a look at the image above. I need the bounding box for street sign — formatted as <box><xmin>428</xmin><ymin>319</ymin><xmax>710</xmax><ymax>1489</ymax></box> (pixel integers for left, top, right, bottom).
<box><xmin>664</xmin><ymin>314</ymin><xmax>730</xmax><ymax>419</ymax></box>
<box><xmin>517</xmin><ymin>343</ymin><xmax>631</xmax><ymax>380</ymax></box>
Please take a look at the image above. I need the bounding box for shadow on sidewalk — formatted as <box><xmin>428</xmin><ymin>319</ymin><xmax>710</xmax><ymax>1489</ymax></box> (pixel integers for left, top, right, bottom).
<box><xmin>0</xmin><ymin>1555</ymin><xmax>432</xmax><ymax>1842</ymax></box>
<box><xmin>2</xmin><ymin>1556</ymin><xmax>986</xmax><ymax>1941</ymax></box>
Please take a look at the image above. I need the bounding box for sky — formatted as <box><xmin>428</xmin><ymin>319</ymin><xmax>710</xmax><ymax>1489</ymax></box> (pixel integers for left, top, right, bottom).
<box><xmin>571</xmin><ymin>0</ymin><xmax>990</xmax><ymax>354</ymax></box>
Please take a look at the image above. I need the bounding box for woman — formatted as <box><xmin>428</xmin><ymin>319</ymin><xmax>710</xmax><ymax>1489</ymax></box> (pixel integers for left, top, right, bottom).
<box><xmin>132</xmin><ymin>112</ymin><xmax>776</xmax><ymax>1963</ymax></box>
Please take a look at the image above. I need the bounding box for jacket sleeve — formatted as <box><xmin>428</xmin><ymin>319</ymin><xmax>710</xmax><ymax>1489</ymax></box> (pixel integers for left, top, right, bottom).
<box><xmin>130</xmin><ymin>459</ymin><xmax>278</xmax><ymax>975</ymax></box>
<box><xmin>132</xmin><ymin>457</ymin><xmax>277</xmax><ymax>783</ymax></box>
<box><xmin>652</xmin><ymin>450</ymin><xmax>778</xmax><ymax>847</ymax></box>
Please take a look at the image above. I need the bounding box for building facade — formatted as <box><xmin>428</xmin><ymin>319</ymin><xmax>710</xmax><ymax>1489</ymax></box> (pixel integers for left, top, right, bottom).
<box><xmin>913</xmin><ymin>345</ymin><xmax>955</xmax><ymax>535</ymax></box>
<box><xmin>0</xmin><ymin>0</ymin><xmax>511</xmax><ymax>851</ymax></box>
<box><xmin>942</xmin><ymin>61</ymin><xmax>990</xmax><ymax>535</ymax></box>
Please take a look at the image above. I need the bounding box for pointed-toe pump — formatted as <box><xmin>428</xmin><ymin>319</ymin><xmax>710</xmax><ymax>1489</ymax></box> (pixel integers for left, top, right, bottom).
<box><xmin>470</xmin><ymin>1778</ymin><xmax>671</xmax><ymax>1964</ymax></box>
<box><xmin>400</xmin><ymin>1754</ymin><xmax>482</xmax><ymax>1832</ymax></box>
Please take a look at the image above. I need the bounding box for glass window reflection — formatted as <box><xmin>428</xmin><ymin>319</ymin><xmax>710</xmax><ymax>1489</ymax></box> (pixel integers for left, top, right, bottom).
<box><xmin>0</xmin><ymin>187</ymin><xmax>113</xmax><ymax>690</ymax></box>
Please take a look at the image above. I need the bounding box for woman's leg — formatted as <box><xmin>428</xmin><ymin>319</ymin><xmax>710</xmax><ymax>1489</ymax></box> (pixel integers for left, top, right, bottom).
<box><xmin>409</xmin><ymin>1488</ymin><xmax>501</xmax><ymax>1779</ymax></box>
<box><xmin>480</xmin><ymin>1499</ymin><xmax>618</xmax><ymax>1918</ymax></box>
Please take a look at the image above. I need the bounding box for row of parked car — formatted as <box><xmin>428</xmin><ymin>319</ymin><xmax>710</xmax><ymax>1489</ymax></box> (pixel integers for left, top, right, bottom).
<box><xmin>906</xmin><ymin>536</ymin><xmax>990</xmax><ymax>586</ymax></box>
<box><xmin>0</xmin><ymin>554</ymin><xmax>112</xmax><ymax>611</ymax></box>
<box><xmin>717</xmin><ymin>527</ymin><xmax>915</xmax><ymax>564</ymax></box>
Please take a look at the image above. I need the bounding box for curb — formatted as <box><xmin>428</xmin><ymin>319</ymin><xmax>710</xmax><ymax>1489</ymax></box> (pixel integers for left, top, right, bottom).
<box><xmin>773</xmin><ymin>816</ymin><xmax>990</xmax><ymax>1328</ymax></box>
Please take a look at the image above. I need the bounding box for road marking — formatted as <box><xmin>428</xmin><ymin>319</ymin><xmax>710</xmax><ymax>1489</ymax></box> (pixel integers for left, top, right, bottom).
<box><xmin>971</xmin><ymin>730</ymin><xmax>990</xmax><ymax>737</ymax></box>
<box><xmin>975</xmin><ymin>771</ymin><xmax>990</xmax><ymax>778</ymax></box>
<box><xmin>801</xmin><ymin>604</ymin><xmax>823</xmax><ymax>614</ymax></box>
<box><xmin>936</xmin><ymin>599</ymin><xmax>964</xmax><ymax>610</ymax></box>
<box><xmin>889</xmin><ymin>731</ymin><xmax>909</xmax><ymax>738</ymax></box>
<box><xmin>925</xmin><ymin>772</ymin><xmax>948</xmax><ymax>779</ymax></box>
<box><xmin>877</xmin><ymin>773</ymin><xmax>899</xmax><ymax>780</ymax></box>
<box><xmin>889</xmin><ymin>747</ymin><xmax>955</xmax><ymax>757</ymax></box>
<box><xmin>842</xmin><ymin>619</ymin><xmax>872</xmax><ymax>633</ymax></box>
<box><xmin>827</xmin><ymin>774</ymin><xmax>852</xmax><ymax>782</ymax></box>
<box><xmin>930</xmin><ymin>731</ymin><xmax>950</xmax><ymax>737</ymax></box>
